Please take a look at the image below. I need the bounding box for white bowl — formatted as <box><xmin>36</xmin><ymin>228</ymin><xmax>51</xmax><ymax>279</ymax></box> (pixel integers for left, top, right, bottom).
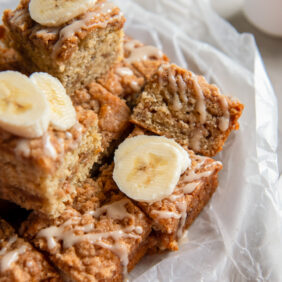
<box><xmin>244</xmin><ymin>0</ymin><xmax>282</xmax><ymax>37</ymax></box>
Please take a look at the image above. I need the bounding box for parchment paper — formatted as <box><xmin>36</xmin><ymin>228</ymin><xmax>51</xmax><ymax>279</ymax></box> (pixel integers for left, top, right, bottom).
<box><xmin>1</xmin><ymin>0</ymin><xmax>281</xmax><ymax>281</ymax></box>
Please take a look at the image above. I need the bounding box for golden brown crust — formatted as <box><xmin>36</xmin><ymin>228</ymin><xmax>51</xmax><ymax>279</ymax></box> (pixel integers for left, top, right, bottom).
<box><xmin>97</xmin><ymin>61</ymin><xmax>145</xmax><ymax>100</ymax></box>
<box><xmin>0</xmin><ymin>107</ymin><xmax>101</xmax><ymax>216</ymax></box>
<box><xmin>131</xmin><ymin>63</ymin><xmax>244</xmax><ymax>157</ymax></box>
<box><xmin>0</xmin><ymin>107</ymin><xmax>98</xmax><ymax>174</ymax></box>
<box><xmin>0</xmin><ymin>219</ymin><xmax>60</xmax><ymax>282</ymax></box>
<box><xmin>3</xmin><ymin>0</ymin><xmax>125</xmax><ymax>93</ymax></box>
<box><xmin>73</xmin><ymin>82</ymin><xmax>131</xmax><ymax>165</ymax></box>
<box><xmin>97</xmin><ymin>36</ymin><xmax>169</xmax><ymax>106</ymax></box>
<box><xmin>98</xmin><ymin>127</ymin><xmax>222</xmax><ymax>251</ymax></box>
<box><xmin>20</xmin><ymin>188</ymin><xmax>151</xmax><ymax>281</ymax></box>
<box><xmin>3</xmin><ymin>0</ymin><xmax>124</xmax><ymax>61</ymax></box>
<box><xmin>123</xmin><ymin>36</ymin><xmax>169</xmax><ymax>80</ymax></box>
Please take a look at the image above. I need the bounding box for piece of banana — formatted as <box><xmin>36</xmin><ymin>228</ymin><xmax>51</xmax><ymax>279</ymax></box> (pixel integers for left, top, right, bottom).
<box><xmin>29</xmin><ymin>0</ymin><xmax>97</xmax><ymax>27</ymax></box>
<box><xmin>0</xmin><ymin>71</ymin><xmax>50</xmax><ymax>138</ymax></box>
<box><xmin>113</xmin><ymin>135</ymin><xmax>191</xmax><ymax>202</ymax></box>
<box><xmin>30</xmin><ymin>73</ymin><xmax>76</xmax><ymax>131</ymax></box>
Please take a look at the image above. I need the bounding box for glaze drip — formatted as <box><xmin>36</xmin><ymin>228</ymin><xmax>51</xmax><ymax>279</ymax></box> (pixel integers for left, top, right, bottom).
<box><xmin>218</xmin><ymin>96</ymin><xmax>230</xmax><ymax>132</ymax></box>
<box><xmin>125</xmin><ymin>41</ymin><xmax>164</xmax><ymax>64</ymax></box>
<box><xmin>37</xmin><ymin>200</ymin><xmax>143</xmax><ymax>276</ymax></box>
<box><xmin>0</xmin><ymin>236</ymin><xmax>27</xmax><ymax>272</ymax></box>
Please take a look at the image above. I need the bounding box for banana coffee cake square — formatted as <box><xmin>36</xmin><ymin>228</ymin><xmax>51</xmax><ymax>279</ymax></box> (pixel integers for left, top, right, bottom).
<box><xmin>3</xmin><ymin>0</ymin><xmax>125</xmax><ymax>94</ymax></box>
<box><xmin>131</xmin><ymin>63</ymin><xmax>244</xmax><ymax>157</ymax></box>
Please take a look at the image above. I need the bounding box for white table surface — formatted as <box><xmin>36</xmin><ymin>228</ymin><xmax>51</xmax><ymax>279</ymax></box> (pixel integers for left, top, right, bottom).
<box><xmin>212</xmin><ymin>0</ymin><xmax>282</xmax><ymax>181</ymax></box>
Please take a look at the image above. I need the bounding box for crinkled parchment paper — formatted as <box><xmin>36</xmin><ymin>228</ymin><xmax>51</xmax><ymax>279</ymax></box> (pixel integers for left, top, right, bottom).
<box><xmin>1</xmin><ymin>0</ymin><xmax>281</xmax><ymax>281</ymax></box>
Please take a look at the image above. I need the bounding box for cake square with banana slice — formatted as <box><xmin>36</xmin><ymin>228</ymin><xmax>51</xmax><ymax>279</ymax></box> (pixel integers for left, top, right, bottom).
<box><xmin>0</xmin><ymin>71</ymin><xmax>101</xmax><ymax>217</ymax></box>
<box><xmin>3</xmin><ymin>0</ymin><xmax>125</xmax><ymax>95</ymax></box>
<box><xmin>0</xmin><ymin>218</ymin><xmax>60</xmax><ymax>282</ymax></box>
<box><xmin>131</xmin><ymin>63</ymin><xmax>244</xmax><ymax>157</ymax></box>
<box><xmin>20</xmin><ymin>179</ymin><xmax>151</xmax><ymax>282</ymax></box>
<box><xmin>97</xmin><ymin>127</ymin><xmax>223</xmax><ymax>252</ymax></box>
<box><xmin>97</xmin><ymin>36</ymin><xmax>169</xmax><ymax>106</ymax></box>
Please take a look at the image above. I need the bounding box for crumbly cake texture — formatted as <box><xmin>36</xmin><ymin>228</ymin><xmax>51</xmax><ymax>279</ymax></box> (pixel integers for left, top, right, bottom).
<box><xmin>97</xmin><ymin>126</ymin><xmax>222</xmax><ymax>251</ymax></box>
<box><xmin>131</xmin><ymin>63</ymin><xmax>244</xmax><ymax>157</ymax></box>
<box><xmin>0</xmin><ymin>218</ymin><xmax>60</xmax><ymax>282</ymax></box>
<box><xmin>3</xmin><ymin>0</ymin><xmax>125</xmax><ymax>94</ymax></box>
<box><xmin>97</xmin><ymin>36</ymin><xmax>169</xmax><ymax>106</ymax></box>
<box><xmin>0</xmin><ymin>106</ymin><xmax>101</xmax><ymax>216</ymax></box>
<box><xmin>0</xmin><ymin>26</ymin><xmax>26</xmax><ymax>73</ymax></box>
<box><xmin>73</xmin><ymin>82</ymin><xmax>131</xmax><ymax>168</ymax></box>
<box><xmin>20</xmin><ymin>180</ymin><xmax>151</xmax><ymax>282</ymax></box>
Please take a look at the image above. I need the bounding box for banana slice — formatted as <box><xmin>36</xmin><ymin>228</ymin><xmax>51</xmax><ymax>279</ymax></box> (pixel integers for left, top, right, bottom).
<box><xmin>30</xmin><ymin>73</ymin><xmax>76</xmax><ymax>131</ymax></box>
<box><xmin>114</xmin><ymin>135</ymin><xmax>190</xmax><ymax>174</ymax></box>
<box><xmin>0</xmin><ymin>71</ymin><xmax>50</xmax><ymax>138</ymax></box>
<box><xmin>29</xmin><ymin>0</ymin><xmax>97</xmax><ymax>27</ymax></box>
<box><xmin>113</xmin><ymin>135</ymin><xmax>191</xmax><ymax>202</ymax></box>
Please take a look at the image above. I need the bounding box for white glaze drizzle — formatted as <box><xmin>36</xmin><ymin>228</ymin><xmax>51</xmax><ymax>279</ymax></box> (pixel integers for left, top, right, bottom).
<box><xmin>53</xmin><ymin>7</ymin><xmax>121</xmax><ymax>58</ymax></box>
<box><xmin>124</xmin><ymin>40</ymin><xmax>142</xmax><ymax>52</ymax></box>
<box><xmin>151</xmin><ymin>210</ymin><xmax>181</xmax><ymax>219</ymax></box>
<box><xmin>169</xmin><ymin>194</ymin><xmax>183</xmax><ymax>201</ymax></box>
<box><xmin>73</xmin><ymin>123</ymin><xmax>83</xmax><ymax>135</ymax></box>
<box><xmin>0</xmin><ymin>246</ymin><xmax>27</xmax><ymax>272</ymax></box>
<box><xmin>115</xmin><ymin>67</ymin><xmax>134</xmax><ymax>77</ymax></box>
<box><xmin>125</xmin><ymin>45</ymin><xmax>164</xmax><ymax>64</ymax></box>
<box><xmin>178</xmin><ymin>230</ymin><xmax>188</xmax><ymax>246</ymax></box>
<box><xmin>190</xmin><ymin>130</ymin><xmax>202</xmax><ymax>152</ymax></box>
<box><xmin>0</xmin><ymin>236</ymin><xmax>17</xmax><ymax>256</ymax></box>
<box><xmin>14</xmin><ymin>140</ymin><xmax>31</xmax><ymax>158</ymax></box>
<box><xmin>176</xmin><ymin>199</ymin><xmax>187</xmax><ymax>239</ymax></box>
<box><xmin>191</xmin><ymin>74</ymin><xmax>207</xmax><ymax>124</ymax></box>
<box><xmin>178</xmin><ymin>75</ymin><xmax>188</xmax><ymax>103</ymax></box>
<box><xmin>167</xmin><ymin>68</ymin><xmax>183</xmax><ymax>111</ymax></box>
<box><xmin>37</xmin><ymin>200</ymin><xmax>143</xmax><ymax>276</ymax></box>
<box><xmin>36</xmin><ymin>27</ymin><xmax>59</xmax><ymax>36</ymax></box>
<box><xmin>58</xmin><ymin>138</ymin><xmax>65</xmax><ymax>154</ymax></box>
<box><xmin>130</xmin><ymin>81</ymin><xmax>141</xmax><ymax>92</ymax></box>
<box><xmin>0</xmin><ymin>236</ymin><xmax>27</xmax><ymax>272</ymax></box>
<box><xmin>167</xmin><ymin>67</ymin><xmax>178</xmax><ymax>94</ymax></box>
<box><xmin>65</xmin><ymin>132</ymin><xmax>73</xmax><ymax>139</ymax></box>
<box><xmin>88</xmin><ymin>199</ymin><xmax>133</xmax><ymax>221</ymax></box>
<box><xmin>218</xmin><ymin>96</ymin><xmax>230</xmax><ymax>132</ymax></box>
<box><xmin>99</xmin><ymin>2</ymin><xmax>115</xmax><ymax>14</ymax></box>
<box><xmin>181</xmin><ymin>160</ymin><xmax>221</xmax><ymax>184</ymax></box>
<box><xmin>181</xmin><ymin>167</ymin><xmax>213</xmax><ymax>183</ymax></box>
<box><xmin>43</xmin><ymin>134</ymin><xmax>57</xmax><ymax>159</ymax></box>
<box><xmin>182</xmin><ymin>182</ymin><xmax>200</xmax><ymax>194</ymax></box>
<box><xmin>152</xmin><ymin>156</ymin><xmax>220</xmax><ymax>239</ymax></box>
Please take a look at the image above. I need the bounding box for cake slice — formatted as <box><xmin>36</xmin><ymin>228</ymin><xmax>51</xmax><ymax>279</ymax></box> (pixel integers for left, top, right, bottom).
<box><xmin>73</xmin><ymin>82</ymin><xmax>131</xmax><ymax>169</ymax></box>
<box><xmin>131</xmin><ymin>63</ymin><xmax>244</xmax><ymax>156</ymax></box>
<box><xmin>97</xmin><ymin>36</ymin><xmax>169</xmax><ymax>106</ymax></box>
<box><xmin>96</xmin><ymin>127</ymin><xmax>223</xmax><ymax>251</ymax></box>
<box><xmin>3</xmin><ymin>0</ymin><xmax>125</xmax><ymax>94</ymax></box>
<box><xmin>0</xmin><ymin>218</ymin><xmax>60</xmax><ymax>282</ymax></box>
<box><xmin>0</xmin><ymin>106</ymin><xmax>101</xmax><ymax>216</ymax></box>
<box><xmin>20</xmin><ymin>179</ymin><xmax>151</xmax><ymax>281</ymax></box>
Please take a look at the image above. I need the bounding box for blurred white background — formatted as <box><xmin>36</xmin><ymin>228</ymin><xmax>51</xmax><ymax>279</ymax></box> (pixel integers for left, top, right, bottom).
<box><xmin>212</xmin><ymin>0</ymin><xmax>282</xmax><ymax>179</ymax></box>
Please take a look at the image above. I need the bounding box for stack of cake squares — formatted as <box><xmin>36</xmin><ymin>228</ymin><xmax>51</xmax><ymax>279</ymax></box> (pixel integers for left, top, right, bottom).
<box><xmin>0</xmin><ymin>0</ymin><xmax>243</xmax><ymax>281</ymax></box>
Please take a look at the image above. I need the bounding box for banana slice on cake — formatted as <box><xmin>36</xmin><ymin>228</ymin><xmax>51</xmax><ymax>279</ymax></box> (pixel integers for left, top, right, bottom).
<box><xmin>0</xmin><ymin>71</ymin><xmax>50</xmax><ymax>138</ymax></box>
<box><xmin>113</xmin><ymin>135</ymin><xmax>191</xmax><ymax>202</ymax></box>
<box><xmin>30</xmin><ymin>73</ymin><xmax>76</xmax><ymax>131</ymax></box>
<box><xmin>29</xmin><ymin>0</ymin><xmax>97</xmax><ymax>27</ymax></box>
